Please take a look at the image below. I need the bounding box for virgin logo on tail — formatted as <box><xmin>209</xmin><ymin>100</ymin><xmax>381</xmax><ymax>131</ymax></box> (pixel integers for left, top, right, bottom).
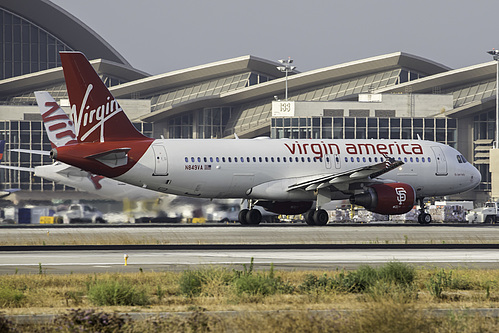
<box><xmin>35</xmin><ymin>91</ymin><xmax>77</xmax><ymax>148</ymax></box>
<box><xmin>72</xmin><ymin>84</ymin><xmax>123</xmax><ymax>143</ymax></box>
<box><xmin>60</xmin><ymin>51</ymin><xmax>148</xmax><ymax>143</ymax></box>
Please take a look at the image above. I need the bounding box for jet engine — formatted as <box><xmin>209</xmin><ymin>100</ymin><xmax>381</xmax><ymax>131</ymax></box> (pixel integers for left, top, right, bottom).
<box><xmin>257</xmin><ymin>201</ymin><xmax>313</xmax><ymax>215</ymax></box>
<box><xmin>349</xmin><ymin>183</ymin><xmax>415</xmax><ymax>215</ymax></box>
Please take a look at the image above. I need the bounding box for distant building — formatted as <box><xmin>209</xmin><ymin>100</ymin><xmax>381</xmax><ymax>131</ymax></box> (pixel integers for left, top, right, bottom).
<box><xmin>0</xmin><ymin>1</ymin><xmax>496</xmax><ymax>204</ymax></box>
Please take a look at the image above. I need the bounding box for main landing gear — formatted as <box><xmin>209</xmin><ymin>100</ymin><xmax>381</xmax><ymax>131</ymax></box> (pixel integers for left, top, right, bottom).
<box><xmin>238</xmin><ymin>200</ymin><xmax>262</xmax><ymax>225</ymax></box>
<box><xmin>303</xmin><ymin>189</ymin><xmax>330</xmax><ymax>225</ymax></box>
<box><xmin>303</xmin><ymin>209</ymin><xmax>329</xmax><ymax>225</ymax></box>
<box><xmin>417</xmin><ymin>198</ymin><xmax>432</xmax><ymax>225</ymax></box>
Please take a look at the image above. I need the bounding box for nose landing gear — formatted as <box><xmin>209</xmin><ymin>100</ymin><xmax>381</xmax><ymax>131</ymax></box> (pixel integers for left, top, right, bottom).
<box><xmin>417</xmin><ymin>198</ymin><xmax>432</xmax><ymax>225</ymax></box>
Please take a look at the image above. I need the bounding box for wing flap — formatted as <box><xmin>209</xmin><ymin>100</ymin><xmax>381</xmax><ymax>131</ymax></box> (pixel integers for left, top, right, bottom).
<box><xmin>287</xmin><ymin>157</ymin><xmax>404</xmax><ymax>194</ymax></box>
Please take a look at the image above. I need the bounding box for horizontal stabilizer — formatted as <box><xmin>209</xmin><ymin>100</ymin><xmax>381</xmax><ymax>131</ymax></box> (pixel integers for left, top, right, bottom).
<box><xmin>0</xmin><ymin>165</ymin><xmax>35</xmax><ymax>172</ymax></box>
<box><xmin>11</xmin><ymin>149</ymin><xmax>50</xmax><ymax>156</ymax></box>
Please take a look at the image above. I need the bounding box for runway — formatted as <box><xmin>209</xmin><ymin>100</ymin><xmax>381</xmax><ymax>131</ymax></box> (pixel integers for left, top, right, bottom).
<box><xmin>1</xmin><ymin>224</ymin><xmax>499</xmax><ymax>274</ymax></box>
<box><xmin>1</xmin><ymin>224</ymin><xmax>499</xmax><ymax>246</ymax></box>
<box><xmin>0</xmin><ymin>247</ymin><xmax>498</xmax><ymax>274</ymax></box>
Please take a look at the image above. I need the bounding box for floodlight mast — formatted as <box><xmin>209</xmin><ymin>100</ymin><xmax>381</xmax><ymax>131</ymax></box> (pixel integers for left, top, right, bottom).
<box><xmin>277</xmin><ymin>57</ymin><xmax>296</xmax><ymax>101</ymax></box>
<box><xmin>487</xmin><ymin>49</ymin><xmax>499</xmax><ymax>148</ymax></box>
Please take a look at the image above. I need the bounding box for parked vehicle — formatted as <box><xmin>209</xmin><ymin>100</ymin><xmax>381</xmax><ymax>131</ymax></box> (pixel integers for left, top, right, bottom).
<box><xmin>466</xmin><ymin>202</ymin><xmax>498</xmax><ymax>224</ymax></box>
<box><xmin>56</xmin><ymin>204</ymin><xmax>106</xmax><ymax>224</ymax></box>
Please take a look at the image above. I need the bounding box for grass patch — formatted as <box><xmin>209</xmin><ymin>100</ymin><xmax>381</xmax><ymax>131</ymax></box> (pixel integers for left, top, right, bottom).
<box><xmin>232</xmin><ymin>260</ymin><xmax>294</xmax><ymax>296</ymax></box>
<box><xmin>0</xmin><ymin>262</ymin><xmax>498</xmax><ymax>327</ymax></box>
<box><xmin>87</xmin><ymin>278</ymin><xmax>149</xmax><ymax>306</ymax></box>
<box><xmin>0</xmin><ymin>285</ymin><xmax>25</xmax><ymax>308</ymax></box>
<box><xmin>299</xmin><ymin>261</ymin><xmax>416</xmax><ymax>295</ymax></box>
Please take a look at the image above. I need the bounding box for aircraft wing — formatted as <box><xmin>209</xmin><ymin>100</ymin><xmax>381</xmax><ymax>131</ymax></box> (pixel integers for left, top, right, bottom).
<box><xmin>287</xmin><ymin>156</ymin><xmax>404</xmax><ymax>193</ymax></box>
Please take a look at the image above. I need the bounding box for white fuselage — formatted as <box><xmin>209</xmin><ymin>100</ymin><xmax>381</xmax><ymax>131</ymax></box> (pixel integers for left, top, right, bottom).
<box><xmin>114</xmin><ymin>138</ymin><xmax>480</xmax><ymax>201</ymax></box>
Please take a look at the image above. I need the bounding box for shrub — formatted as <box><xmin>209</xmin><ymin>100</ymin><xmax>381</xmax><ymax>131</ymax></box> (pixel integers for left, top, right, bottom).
<box><xmin>178</xmin><ymin>270</ymin><xmax>204</xmax><ymax>297</ymax></box>
<box><xmin>233</xmin><ymin>264</ymin><xmax>294</xmax><ymax>296</ymax></box>
<box><xmin>178</xmin><ymin>267</ymin><xmax>234</xmax><ymax>297</ymax></box>
<box><xmin>339</xmin><ymin>265</ymin><xmax>379</xmax><ymax>293</ymax></box>
<box><xmin>366</xmin><ymin>281</ymin><xmax>418</xmax><ymax>303</ymax></box>
<box><xmin>426</xmin><ymin>269</ymin><xmax>453</xmax><ymax>299</ymax></box>
<box><xmin>377</xmin><ymin>261</ymin><xmax>416</xmax><ymax>286</ymax></box>
<box><xmin>87</xmin><ymin>280</ymin><xmax>149</xmax><ymax>306</ymax></box>
<box><xmin>334</xmin><ymin>262</ymin><xmax>416</xmax><ymax>294</ymax></box>
<box><xmin>299</xmin><ymin>273</ymin><xmax>336</xmax><ymax>293</ymax></box>
<box><xmin>54</xmin><ymin>308</ymin><xmax>128</xmax><ymax>333</ymax></box>
<box><xmin>0</xmin><ymin>285</ymin><xmax>25</xmax><ymax>308</ymax></box>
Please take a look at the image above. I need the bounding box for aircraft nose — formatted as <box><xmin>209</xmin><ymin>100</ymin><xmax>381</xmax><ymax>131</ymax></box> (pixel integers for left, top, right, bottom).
<box><xmin>470</xmin><ymin>163</ymin><xmax>481</xmax><ymax>188</ymax></box>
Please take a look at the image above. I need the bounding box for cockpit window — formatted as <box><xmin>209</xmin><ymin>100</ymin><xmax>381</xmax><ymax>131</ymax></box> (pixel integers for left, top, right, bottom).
<box><xmin>456</xmin><ymin>155</ymin><xmax>467</xmax><ymax>163</ymax></box>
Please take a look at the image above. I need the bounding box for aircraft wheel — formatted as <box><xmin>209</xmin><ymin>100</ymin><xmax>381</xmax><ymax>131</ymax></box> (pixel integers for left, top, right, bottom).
<box><xmin>418</xmin><ymin>213</ymin><xmax>432</xmax><ymax>225</ymax></box>
<box><xmin>304</xmin><ymin>210</ymin><xmax>315</xmax><ymax>225</ymax></box>
<box><xmin>485</xmin><ymin>215</ymin><xmax>496</xmax><ymax>224</ymax></box>
<box><xmin>313</xmin><ymin>209</ymin><xmax>329</xmax><ymax>225</ymax></box>
<box><xmin>246</xmin><ymin>209</ymin><xmax>262</xmax><ymax>225</ymax></box>
<box><xmin>238</xmin><ymin>209</ymin><xmax>249</xmax><ymax>225</ymax></box>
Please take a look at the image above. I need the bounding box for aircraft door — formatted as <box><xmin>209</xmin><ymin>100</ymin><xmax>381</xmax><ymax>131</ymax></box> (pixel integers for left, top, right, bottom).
<box><xmin>152</xmin><ymin>144</ymin><xmax>168</xmax><ymax>176</ymax></box>
<box><xmin>431</xmin><ymin>146</ymin><xmax>447</xmax><ymax>176</ymax></box>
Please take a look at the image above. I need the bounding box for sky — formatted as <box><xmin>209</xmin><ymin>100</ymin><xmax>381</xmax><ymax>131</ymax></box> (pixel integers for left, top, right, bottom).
<box><xmin>50</xmin><ymin>0</ymin><xmax>499</xmax><ymax>75</ymax></box>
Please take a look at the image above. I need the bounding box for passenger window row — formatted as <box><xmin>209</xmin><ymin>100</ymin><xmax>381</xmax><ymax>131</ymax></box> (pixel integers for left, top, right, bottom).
<box><xmin>344</xmin><ymin>156</ymin><xmax>432</xmax><ymax>163</ymax></box>
<box><xmin>185</xmin><ymin>156</ymin><xmax>323</xmax><ymax>163</ymax></box>
<box><xmin>184</xmin><ymin>155</ymin><xmax>434</xmax><ymax>164</ymax></box>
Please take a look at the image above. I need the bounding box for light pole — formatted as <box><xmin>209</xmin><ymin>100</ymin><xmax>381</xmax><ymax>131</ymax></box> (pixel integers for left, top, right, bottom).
<box><xmin>277</xmin><ymin>57</ymin><xmax>296</xmax><ymax>101</ymax></box>
<box><xmin>487</xmin><ymin>49</ymin><xmax>499</xmax><ymax>148</ymax></box>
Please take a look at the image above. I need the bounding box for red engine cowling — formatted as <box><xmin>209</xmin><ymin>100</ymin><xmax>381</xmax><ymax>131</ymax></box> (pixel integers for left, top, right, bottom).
<box><xmin>349</xmin><ymin>183</ymin><xmax>415</xmax><ymax>215</ymax></box>
<box><xmin>257</xmin><ymin>201</ymin><xmax>313</xmax><ymax>215</ymax></box>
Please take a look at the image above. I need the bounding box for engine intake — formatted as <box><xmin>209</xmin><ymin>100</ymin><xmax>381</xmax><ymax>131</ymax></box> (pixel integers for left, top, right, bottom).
<box><xmin>350</xmin><ymin>183</ymin><xmax>415</xmax><ymax>215</ymax></box>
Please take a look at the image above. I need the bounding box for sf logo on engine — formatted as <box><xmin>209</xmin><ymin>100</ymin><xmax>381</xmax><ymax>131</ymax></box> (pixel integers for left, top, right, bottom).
<box><xmin>395</xmin><ymin>187</ymin><xmax>407</xmax><ymax>206</ymax></box>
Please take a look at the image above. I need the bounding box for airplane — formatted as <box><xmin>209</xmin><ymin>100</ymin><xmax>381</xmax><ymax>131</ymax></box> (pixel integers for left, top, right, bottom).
<box><xmin>0</xmin><ymin>92</ymin><xmax>161</xmax><ymax>201</ymax></box>
<box><xmin>48</xmin><ymin>51</ymin><xmax>481</xmax><ymax>225</ymax></box>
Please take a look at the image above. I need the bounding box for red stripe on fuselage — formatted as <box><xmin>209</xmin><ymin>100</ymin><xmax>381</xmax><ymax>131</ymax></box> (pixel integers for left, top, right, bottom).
<box><xmin>54</xmin><ymin>139</ymin><xmax>154</xmax><ymax>178</ymax></box>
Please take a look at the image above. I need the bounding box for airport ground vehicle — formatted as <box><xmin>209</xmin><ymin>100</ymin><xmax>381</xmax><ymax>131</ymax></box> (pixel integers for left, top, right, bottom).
<box><xmin>466</xmin><ymin>202</ymin><xmax>498</xmax><ymax>224</ymax></box>
<box><xmin>56</xmin><ymin>204</ymin><xmax>106</xmax><ymax>224</ymax></box>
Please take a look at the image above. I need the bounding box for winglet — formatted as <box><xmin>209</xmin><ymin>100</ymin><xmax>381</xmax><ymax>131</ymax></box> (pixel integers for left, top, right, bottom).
<box><xmin>35</xmin><ymin>92</ymin><xmax>77</xmax><ymax>148</ymax></box>
<box><xmin>59</xmin><ymin>51</ymin><xmax>148</xmax><ymax>143</ymax></box>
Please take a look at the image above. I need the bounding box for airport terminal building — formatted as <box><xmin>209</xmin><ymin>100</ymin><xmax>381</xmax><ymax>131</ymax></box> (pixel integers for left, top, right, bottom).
<box><xmin>0</xmin><ymin>0</ymin><xmax>497</xmax><ymax>204</ymax></box>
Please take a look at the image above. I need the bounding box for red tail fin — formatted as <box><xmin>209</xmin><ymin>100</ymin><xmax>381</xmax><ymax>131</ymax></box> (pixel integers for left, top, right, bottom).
<box><xmin>60</xmin><ymin>51</ymin><xmax>148</xmax><ymax>143</ymax></box>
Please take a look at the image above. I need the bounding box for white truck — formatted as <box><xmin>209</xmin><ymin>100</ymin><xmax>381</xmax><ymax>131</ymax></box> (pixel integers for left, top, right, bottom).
<box><xmin>56</xmin><ymin>204</ymin><xmax>106</xmax><ymax>224</ymax></box>
<box><xmin>466</xmin><ymin>202</ymin><xmax>498</xmax><ymax>224</ymax></box>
